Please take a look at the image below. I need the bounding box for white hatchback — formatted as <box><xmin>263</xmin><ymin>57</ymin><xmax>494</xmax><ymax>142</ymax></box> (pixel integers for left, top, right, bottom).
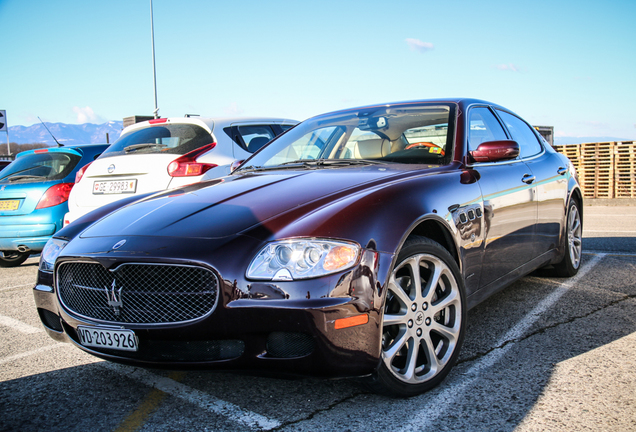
<box><xmin>64</xmin><ymin>116</ymin><xmax>297</xmax><ymax>225</ymax></box>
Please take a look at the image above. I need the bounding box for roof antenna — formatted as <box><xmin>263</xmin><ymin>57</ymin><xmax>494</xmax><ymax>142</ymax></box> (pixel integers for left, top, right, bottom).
<box><xmin>38</xmin><ymin>117</ymin><xmax>63</xmax><ymax>147</ymax></box>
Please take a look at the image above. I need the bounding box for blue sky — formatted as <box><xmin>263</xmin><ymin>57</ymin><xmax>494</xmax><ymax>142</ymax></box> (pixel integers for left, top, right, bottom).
<box><xmin>1</xmin><ymin>0</ymin><xmax>635</xmax><ymax>140</ymax></box>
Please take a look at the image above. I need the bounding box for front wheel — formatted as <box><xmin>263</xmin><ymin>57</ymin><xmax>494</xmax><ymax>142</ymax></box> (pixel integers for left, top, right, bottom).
<box><xmin>0</xmin><ymin>251</ymin><xmax>30</xmax><ymax>267</ymax></box>
<box><xmin>367</xmin><ymin>236</ymin><xmax>466</xmax><ymax>397</ymax></box>
<box><xmin>552</xmin><ymin>199</ymin><xmax>583</xmax><ymax>277</ymax></box>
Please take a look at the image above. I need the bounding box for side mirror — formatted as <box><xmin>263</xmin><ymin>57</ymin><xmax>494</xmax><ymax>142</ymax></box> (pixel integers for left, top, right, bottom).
<box><xmin>230</xmin><ymin>159</ymin><xmax>245</xmax><ymax>173</ymax></box>
<box><xmin>470</xmin><ymin>140</ymin><xmax>519</xmax><ymax>163</ymax></box>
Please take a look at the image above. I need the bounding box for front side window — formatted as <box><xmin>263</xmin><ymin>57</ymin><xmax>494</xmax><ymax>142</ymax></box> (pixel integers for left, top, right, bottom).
<box><xmin>496</xmin><ymin>110</ymin><xmax>543</xmax><ymax>158</ymax></box>
<box><xmin>468</xmin><ymin>107</ymin><xmax>508</xmax><ymax>152</ymax></box>
<box><xmin>0</xmin><ymin>152</ymin><xmax>80</xmax><ymax>183</ymax></box>
<box><xmin>240</xmin><ymin>104</ymin><xmax>455</xmax><ymax>170</ymax></box>
<box><xmin>100</xmin><ymin>124</ymin><xmax>214</xmax><ymax>158</ymax></box>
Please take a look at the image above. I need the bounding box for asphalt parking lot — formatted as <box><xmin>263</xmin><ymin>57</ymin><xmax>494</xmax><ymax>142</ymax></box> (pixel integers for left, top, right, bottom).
<box><xmin>1</xmin><ymin>203</ymin><xmax>635</xmax><ymax>432</ymax></box>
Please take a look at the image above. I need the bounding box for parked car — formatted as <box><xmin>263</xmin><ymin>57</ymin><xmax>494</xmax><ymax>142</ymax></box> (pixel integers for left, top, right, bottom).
<box><xmin>63</xmin><ymin>116</ymin><xmax>297</xmax><ymax>225</ymax></box>
<box><xmin>34</xmin><ymin>99</ymin><xmax>582</xmax><ymax>396</ymax></box>
<box><xmin>0</xmin><ymin>144</ymin><xmax>109</xmax><ymax>267</ymax></box>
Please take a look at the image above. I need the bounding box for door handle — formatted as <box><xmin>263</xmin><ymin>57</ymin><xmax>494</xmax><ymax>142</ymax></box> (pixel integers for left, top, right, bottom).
<box><xmin>522</xmin><ymin>174</ymin><xmax>535</xmax><ymax>184</ymax></box>
<box><xmin>557</xmin><ymin>166</ymin><xmax>567</xmax><ymax>175</ymax></box>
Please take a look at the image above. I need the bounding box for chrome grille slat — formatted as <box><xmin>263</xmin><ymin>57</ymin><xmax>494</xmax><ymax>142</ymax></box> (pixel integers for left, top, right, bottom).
<box><xmin>57</xmin><ymin>262</ymin><xmax>218</xmax><ymax>324</ymax></box>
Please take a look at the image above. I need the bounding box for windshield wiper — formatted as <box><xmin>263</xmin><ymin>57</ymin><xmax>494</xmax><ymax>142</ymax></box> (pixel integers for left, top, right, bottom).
<box><xmin>124</xmin><ymin>143</ymin><xmax>168</xmax><ymax>153</ymax></box>
<box><xmin>280</xmin><ymin>159</ymin><xmax>384</xmax><ymax>167</ymax></box>
<box><xmin>7</xmin><ymin>175</ymin><xmax>47</xmax><ymax>182</ymax></box>
<box><xmin>236</xmin><ymin>159</ymin><xmax>385</xmax><ymax>174</ymax></box>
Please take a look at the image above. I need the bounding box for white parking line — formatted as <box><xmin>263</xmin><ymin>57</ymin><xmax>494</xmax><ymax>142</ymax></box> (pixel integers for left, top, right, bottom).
<box><xmin>584</xmin><ymin>230</ymin><xmax>636</xmax><ymax>233</ymax></box>
<box><xmin>100</xmin><ymin>362</ymin><xmax>282</xmax><ymax>430</ymax></box>
<box><xmin>585</xmin><ymin>250</ymin><xmax>636</xmax><ymax>257</ymax></box>
<box><xmin>0</xmin><ymin>283</ymin><xmax>33</xmax><ymax>292</ymax></box>
<box><xmin>0</xmin><ymin>314</ymin><xmax>44</xmax><ymax>334</ymax></box>
<box><xmin>0</xmin><ymin>343</ymin><xmax>66</xmax><ymax>366</ymax></box>
<box><xmin>398</xmin><ymin>253</ymin><xmax>606</xmax><ymax>432</ymax></box>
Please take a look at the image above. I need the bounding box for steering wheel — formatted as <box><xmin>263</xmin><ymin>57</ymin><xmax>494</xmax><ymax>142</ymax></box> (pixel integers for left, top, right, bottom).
<box><xmin>404</xmin><ymin>141</ymin><xmax>445</xmax><ymax>156</ymax></box>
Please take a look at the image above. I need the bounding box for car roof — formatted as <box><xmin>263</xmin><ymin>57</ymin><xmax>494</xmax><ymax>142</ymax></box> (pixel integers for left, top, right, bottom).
<box><xmin>121</xmin><ymin>116</ymin><xmax>299</xmax><ymax>136</ymax></box>
<box><xmin>15</xmin><ymin>143</ymin><xmax>110</xmax><ymax>158</ymax></box>
<box><xmin>310</xmin><ymin>98</ymin><xmax>511</xmax><ymax>118</ymax></box>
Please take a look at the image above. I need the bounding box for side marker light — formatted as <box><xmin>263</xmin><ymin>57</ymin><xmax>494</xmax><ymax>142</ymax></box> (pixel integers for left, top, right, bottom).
<box><xmin>334</xmin><ymin>314</ymin><xmax>369</xmax><ymax>330</ymax></box>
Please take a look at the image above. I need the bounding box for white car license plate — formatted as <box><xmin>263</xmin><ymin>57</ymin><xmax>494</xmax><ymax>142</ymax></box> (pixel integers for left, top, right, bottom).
<box><xmin>93</xmin><ymin>179</ymin><xmax>137</xmax><ymax>195</ymax></box>
<box><xmin>77</xmin><ymin>326</ymin><xmax>138</xmax><ymax>352</ymax></box>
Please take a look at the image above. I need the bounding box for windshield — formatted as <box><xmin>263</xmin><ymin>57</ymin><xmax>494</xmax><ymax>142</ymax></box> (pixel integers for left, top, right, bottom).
<box><xmin>0</xmin><ymin>151</ymin><xmax>80</xmax><ymax>183</ymax></box>
<box><xmin>100</xmin><ymin>124</ymin><xmax>214</xmax><ymax>158</ymax></box>
<box><xmin>239</xmin><ymin>103</ymin><xmax>454</xmax><ymax>171</ymax></box>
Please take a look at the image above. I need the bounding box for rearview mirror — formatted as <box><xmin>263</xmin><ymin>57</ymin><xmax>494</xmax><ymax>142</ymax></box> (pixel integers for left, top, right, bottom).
<box><xmin>470</xmin><ymin>140</ymin><xmax>519</xmax><ymax>163</ymax></box>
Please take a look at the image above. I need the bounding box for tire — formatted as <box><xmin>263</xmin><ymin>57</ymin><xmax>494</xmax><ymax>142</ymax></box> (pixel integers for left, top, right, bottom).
<box><xmin>0</xmin><ymin>251</ymin><xmax>30</xmax><ymax>267</ymax></box>
<box><xmin>367</xmin><ymin>236</ymin><xmax>466</xmax><ymax>397</ymax></box>
<box><xmin>552</xmin><ymin>200</ymin><xmax>583</xmax><ymax>277</ymax></box>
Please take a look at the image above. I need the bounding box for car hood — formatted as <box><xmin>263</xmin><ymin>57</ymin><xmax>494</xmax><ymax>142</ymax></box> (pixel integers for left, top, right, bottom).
<box><xmin>79</xmin><ymin>165</ymin><xmax>442</xmax><ymax>240</ymax></box>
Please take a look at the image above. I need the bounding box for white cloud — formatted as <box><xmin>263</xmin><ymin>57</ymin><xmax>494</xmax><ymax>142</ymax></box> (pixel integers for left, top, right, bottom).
<box><xmin>72</xmin><ymin>106</ymin><xmax>103</xmax><ymax>124</ymax></box>
<box><xmin>223</xmin><ymin>102</ymin><xmax>245</xmax><ymax>116</ymax></box>
<box><xmin>495</xmin><ymin>63</ymin><xmax>522</xmax><ymax>72</ymax></box>
<box><xmin>405</xmin><ymin>38</ymin><xmax>434</xmax><ymax>53</ymax></box>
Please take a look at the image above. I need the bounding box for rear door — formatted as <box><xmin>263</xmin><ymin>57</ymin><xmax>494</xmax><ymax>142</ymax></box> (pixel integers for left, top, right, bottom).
<box><xmin>496</xmin><ymin>109</ymin><xmax>567</xmax><ymax>257</ymax></box>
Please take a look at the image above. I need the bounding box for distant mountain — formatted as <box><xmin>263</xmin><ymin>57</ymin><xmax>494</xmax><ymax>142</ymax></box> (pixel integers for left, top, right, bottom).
<box><xmin>7</xmin><ymin>121</ymin><xmax>124</xmax><ymax>145</ymax></box>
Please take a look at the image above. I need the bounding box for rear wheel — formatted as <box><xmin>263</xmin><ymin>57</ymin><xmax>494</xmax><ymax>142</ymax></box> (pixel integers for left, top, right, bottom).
<box><xmin>368</xmin><ymin>236</ymin><xmax>466</xmax><ymax>397</ymax></box>
<box><xmin>552</xmin><ymin>200</ymin><xmax>582</xmax><ymax>277</ymax></box>
<box><xmin>0</xmin><ymin>251</ymin><xmax>30</xmax><ymax>267</ymax></box>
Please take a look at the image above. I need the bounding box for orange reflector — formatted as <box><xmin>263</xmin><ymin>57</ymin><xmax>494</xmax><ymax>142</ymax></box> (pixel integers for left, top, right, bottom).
<box><xmin>334</xmin><ymin>314</ymin><xmax>369</xmax><ymax>330</ymax></box>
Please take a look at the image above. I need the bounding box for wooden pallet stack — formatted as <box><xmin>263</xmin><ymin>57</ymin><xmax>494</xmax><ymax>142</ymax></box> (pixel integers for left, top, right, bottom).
<box><xmin>554</xmin><ymin>141</ymin><xmax>636</xmax><ymax>199</ymax></box>
<box><xmin>554</xmin><ymin>144</ymin><xmax>580</xmax><ymax>171</ymax></box>
<box><xmin>579</xmin><ymin>142</ymin><xmax>614</xmax><ymax>198</ymax></box>
<box><xmin>614</xmin><ymin>141</ymin><xmax>636</xmax><ymax>198</ymax></box>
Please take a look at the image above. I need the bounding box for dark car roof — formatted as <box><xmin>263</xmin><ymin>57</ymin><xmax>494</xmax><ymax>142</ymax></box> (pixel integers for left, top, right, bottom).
<box><xmin>313</xmin><ymin>98</ymin><xmax>500</xmax><ymax>115</ymax></box>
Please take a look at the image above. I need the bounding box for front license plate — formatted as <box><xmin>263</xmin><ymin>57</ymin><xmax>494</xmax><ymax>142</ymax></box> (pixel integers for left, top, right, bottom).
<box><xmin>0</xmin><ymin>200</ymin><xmax>20</xmax><ymax>211</ymax></box>
<box><xmin>77</xmin><ymin>326</ymin><xmax>138</xmax><ymax>352</ymax></box>
<box><xmin>93</xmin><ymin>179</ymin><xmax>137</xmax><ymax>195</ymax></box>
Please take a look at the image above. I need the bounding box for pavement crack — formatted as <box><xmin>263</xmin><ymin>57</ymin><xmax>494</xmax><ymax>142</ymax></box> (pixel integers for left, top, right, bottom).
<box><xmin>457</xmin><ymin>293</ymin><xmax>636</xmax><ymax>366</ymax></box>
<box><xmin>270</xmin><ymin>391</ymin><xmax>367</xmax><ymax>431</ymax></box>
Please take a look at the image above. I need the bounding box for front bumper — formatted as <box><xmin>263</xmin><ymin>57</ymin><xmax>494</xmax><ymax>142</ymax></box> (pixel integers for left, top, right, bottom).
<box><xmin>33</xmin><ymin>240</ymin><xmax>393</xmax><ymax>378</ymax></box>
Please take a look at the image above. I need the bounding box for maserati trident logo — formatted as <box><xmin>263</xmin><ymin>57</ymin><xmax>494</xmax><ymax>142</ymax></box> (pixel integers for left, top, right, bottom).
<box><xmin>105</xmin><ymin>280</ymin><xmax>123</xmax><ymax>316</ymax></box>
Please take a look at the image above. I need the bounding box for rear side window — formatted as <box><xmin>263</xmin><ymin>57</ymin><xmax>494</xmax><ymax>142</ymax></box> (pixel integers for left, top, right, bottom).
<box><xmin>0</xmin><ymin>152</ymin><xmax>80</xmax><ymax>183</ymax></box>
<box><xmin>238</xmin><ymin>125</ymin><xmax>277</xmax><ymax>153</ymax></box>
<box><xmin>100</xmin><ymin>124</ymin><xmax>214</xmax><ymax>158</ymax></box>
<box><xmin>223</xmin><ymin>124</ymin><xmax>282</xmax><ymax>153</ymax></box>
<box><xmin>496</xmin><ymin>110</ymin><xmax>543</xmax><ymax>158</ymax></box>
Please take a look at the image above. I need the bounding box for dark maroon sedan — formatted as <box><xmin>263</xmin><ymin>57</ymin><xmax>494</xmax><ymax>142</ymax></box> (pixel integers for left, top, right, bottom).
<box><xmin>33</xmin><ymin>99</ymin><xmax>583</xmax><ymax>397</ymax></box>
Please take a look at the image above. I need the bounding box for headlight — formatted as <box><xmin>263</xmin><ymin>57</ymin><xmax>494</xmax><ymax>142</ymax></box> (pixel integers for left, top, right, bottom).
<box><xmin>247</xmin><ymin>238</ymin><xmax>360</xmax><ymax>281</ymax></box>
<box><xmin>39</xmin><ymin>238</ymin><xmax>68</xmax><ymax>273</ymax></box>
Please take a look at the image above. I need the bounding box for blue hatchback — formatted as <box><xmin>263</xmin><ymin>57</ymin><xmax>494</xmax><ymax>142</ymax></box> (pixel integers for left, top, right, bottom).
<box><xmin>0</xmin><ymin>144</ymin><xmax>109</xmax><ymax>266</ymax></box>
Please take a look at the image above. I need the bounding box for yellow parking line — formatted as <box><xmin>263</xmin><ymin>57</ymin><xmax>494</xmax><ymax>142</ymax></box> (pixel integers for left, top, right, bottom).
<box><xmin>114</xmin><ymin>371</ymin><xmax>187</xmax><ymax>432</ymax></box>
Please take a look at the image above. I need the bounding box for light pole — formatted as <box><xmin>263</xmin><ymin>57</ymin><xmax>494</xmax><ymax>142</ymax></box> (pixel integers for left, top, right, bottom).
<box><xmin>150</xmin><ymin>0</ymin><xmax>159</xmax><ymax>119</ymax></box>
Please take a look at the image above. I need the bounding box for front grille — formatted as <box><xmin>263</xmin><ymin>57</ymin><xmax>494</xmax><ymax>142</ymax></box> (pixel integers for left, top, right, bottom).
<box><xmin>57</xmin><ymin>262</ymin><xmax>219</xmax><ymax>324</ymax></box>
